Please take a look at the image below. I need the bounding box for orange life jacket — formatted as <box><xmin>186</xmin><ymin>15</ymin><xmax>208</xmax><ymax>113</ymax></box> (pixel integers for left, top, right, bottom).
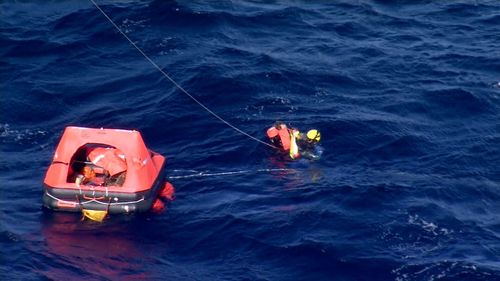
<box><xmin>267</xmin><ymin>124</ymin><xmax>291</xmax><ymax>151</ymax></box>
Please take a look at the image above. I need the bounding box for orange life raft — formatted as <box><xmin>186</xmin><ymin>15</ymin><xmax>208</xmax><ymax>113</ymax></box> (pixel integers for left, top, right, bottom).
<box><xmin>43</xmin><ymin>126</ymin><xmax>172</xmax><ymax>214</ymax></box>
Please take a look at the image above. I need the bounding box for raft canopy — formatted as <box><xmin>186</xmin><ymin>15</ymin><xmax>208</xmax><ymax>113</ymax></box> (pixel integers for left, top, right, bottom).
<box><xmin>44</xmin><ymin>126</ymin><xmax>164</xmax><ymax>192</ymax></box>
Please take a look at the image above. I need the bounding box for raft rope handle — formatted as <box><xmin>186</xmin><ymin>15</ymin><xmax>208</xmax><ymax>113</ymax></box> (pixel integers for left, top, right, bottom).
<box><xmin>89</xmin><ymin>0</ymin><xmax>277</xmax><ymax>149</ymax></box>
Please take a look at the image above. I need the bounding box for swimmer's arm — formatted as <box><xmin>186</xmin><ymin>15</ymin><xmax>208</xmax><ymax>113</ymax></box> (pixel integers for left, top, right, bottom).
<box><xmin>301</xmin><ymin>150</ymin><xmax>319</xmax><ymax>160</ymax></box>
<box><xmin>301</xmin><ymin>146</ymin><xmax>323</xmax><ymax>160</ymax></box>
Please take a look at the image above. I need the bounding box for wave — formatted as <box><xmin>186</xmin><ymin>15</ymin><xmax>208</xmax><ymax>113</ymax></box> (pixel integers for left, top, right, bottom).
<box><xmin>2</xmin><ymin>0</ymin><xmax>500</xmax><ymax>280</ymax></box>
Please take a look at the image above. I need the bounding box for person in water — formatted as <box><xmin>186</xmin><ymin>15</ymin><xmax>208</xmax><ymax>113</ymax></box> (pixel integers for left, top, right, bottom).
<box><xmin>266</xmin><ymin>122</ymin><xmax>322</xmax><ymax>160</ymax></box>
<box><xmin>295</xmin><ymin>129</ymin><xmax>322</xmax><ymax>160</ymax></box>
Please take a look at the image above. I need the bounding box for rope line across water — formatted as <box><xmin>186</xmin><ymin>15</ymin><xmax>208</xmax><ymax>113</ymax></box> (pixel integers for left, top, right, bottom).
<box><xmin>167</xmin><ymin>168</ymin><xmax>294</xmax><ymax>179</ymax></box>
<box><xmin>89</xmin><ymin>0</ymin><xmax>277</xmax><ymax>149</ymax></box>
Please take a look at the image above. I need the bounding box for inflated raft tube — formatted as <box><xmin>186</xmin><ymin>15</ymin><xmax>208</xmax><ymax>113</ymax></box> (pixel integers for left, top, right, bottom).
<box><xmin>43</xmin><ymin>126</ymin><xmax>170</xmax><ymax>214</ymax></box>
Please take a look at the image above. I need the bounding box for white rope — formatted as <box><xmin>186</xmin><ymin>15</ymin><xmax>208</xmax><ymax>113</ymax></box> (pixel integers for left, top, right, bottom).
<box><xmin>167</xmin><ymin>168</ymin><xmax>294</xmax><ymax>179</ymax></box>
<box><xmin>89</xmin><ymin>0</ymin><xmax>277</xmax><ymax>149</ymax></box>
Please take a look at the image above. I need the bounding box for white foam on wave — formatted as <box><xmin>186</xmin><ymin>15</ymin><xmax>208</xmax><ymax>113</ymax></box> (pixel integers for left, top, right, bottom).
<box><xmin>120</xmin><ymin>18</ymin><xmax>147</xmax><ymax>34</ymax></box>
<box><xmin>393</xmin><ymin>260</ymin><xmax>482</xmax><ymax>281</ymax></box>
<box><xmin>408</xmin><ymin>214</ymin><xmax>451</xmax><ymax>236</ymax></box>
<box><xmin>0</xmin><ymin>123</ymin><xmax>48</xmax><ymax>145</ymax></box>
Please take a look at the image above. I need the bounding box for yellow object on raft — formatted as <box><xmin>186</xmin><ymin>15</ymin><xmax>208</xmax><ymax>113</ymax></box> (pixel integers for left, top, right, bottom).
<box><xmin>82</xmin><ymin>209</ymin><xmax>108</xmax><ymax>222</ymax></box>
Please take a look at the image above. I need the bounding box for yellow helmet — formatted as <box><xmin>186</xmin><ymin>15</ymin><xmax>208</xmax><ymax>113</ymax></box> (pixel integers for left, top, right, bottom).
<box><xmin>306</xmin><ymin>129</ymin><xmax>321</xmax><ymax>142</ymax></box>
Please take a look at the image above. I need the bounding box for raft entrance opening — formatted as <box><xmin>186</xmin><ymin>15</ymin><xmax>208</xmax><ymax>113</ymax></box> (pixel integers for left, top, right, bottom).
<box><xmin>67</xmin><ymin>143</ymin><xmax>127</xmax><ymax>187</ymax></box>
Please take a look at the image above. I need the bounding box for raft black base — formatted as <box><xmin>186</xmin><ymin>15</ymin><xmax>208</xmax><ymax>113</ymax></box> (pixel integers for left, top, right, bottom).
<box><xmin>43</xmin><ymin>168</ymin><xmax>166</xmax><ymax>214</ymax></box>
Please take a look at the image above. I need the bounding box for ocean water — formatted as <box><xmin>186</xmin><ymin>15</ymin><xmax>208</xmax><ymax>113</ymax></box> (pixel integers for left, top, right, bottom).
<box><xmin>1</xmin><ymin>0</ymin><xmax>499</xmax><ymax>280</ymax></box>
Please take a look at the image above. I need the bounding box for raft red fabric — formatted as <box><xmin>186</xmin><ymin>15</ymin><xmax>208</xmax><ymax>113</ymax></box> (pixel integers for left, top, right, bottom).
<box><xmin>44</xmin><ymin>127</ymin><xmax>164</xmax><ymax>192</ymax></box>
<box><xmin>88</xmin><ymin>147</ymin><xmax>127</xmax><ymax>176</ymax></box>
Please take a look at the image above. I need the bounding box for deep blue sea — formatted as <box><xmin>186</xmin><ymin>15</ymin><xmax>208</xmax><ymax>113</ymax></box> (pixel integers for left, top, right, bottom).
<box><xmin>1</xmin><ymin>0</ymin><xmax>500</xmax><ymax>280</ymax></box>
